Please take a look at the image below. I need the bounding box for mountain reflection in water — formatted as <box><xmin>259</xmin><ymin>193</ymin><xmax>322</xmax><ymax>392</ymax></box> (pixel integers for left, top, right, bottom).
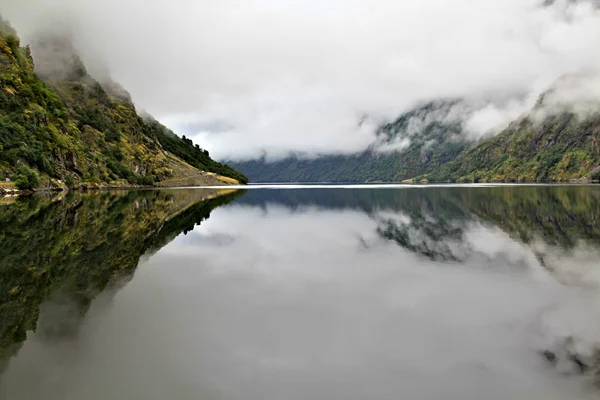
<box><xmin>0</xmin><ymin>185</ymin><xmax>599</xmax><ymax>400</ymax></box>
<box><xmin>0</xmin><ymin>189</ymin><xmax>244</xmax><ymax>371</ymax></box>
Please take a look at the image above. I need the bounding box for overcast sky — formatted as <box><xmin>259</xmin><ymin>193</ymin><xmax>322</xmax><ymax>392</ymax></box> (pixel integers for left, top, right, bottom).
<box><xmin>4</xmin><ymin>0</ymin><xmax>600</xmax><ymax>160</ymax></box>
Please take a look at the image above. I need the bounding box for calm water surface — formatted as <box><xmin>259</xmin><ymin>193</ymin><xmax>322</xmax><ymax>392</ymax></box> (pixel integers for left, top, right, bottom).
<box><xmin>1</xmin><ymin>185</ymin><xmax>600</xmax><ymax>399</ymax></box>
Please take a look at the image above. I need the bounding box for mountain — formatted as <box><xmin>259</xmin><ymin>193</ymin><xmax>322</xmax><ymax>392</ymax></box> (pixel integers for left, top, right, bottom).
<box><xmin>229</xmin><ymin>100</ymin><xmax>473</xmax><ymax>183</ymax></box>
<box><xmin>419</xmin><ymin>78</ymin><xmax>600</xmax><ymax>183</ymax></box>
<box><xmin>0</xmin><ymin>17</ymin><xmax>246</xmax><ymax>192</ymax></box>
<box><xmin>231</xmin><ymin>75</ymin><xmax>600</xmax><ymax>184</ymax></box>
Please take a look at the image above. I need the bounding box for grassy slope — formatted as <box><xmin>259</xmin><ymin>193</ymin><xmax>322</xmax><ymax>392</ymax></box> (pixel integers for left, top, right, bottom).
<box><xmin>147</xmin><ymin>119</ymin><xmax>247</xmax><ymax>184</ymax></box>
<box><xmin>0</xmin><ymin>18</ymin><xmax>246</xmax><ymax>188</ymax></box>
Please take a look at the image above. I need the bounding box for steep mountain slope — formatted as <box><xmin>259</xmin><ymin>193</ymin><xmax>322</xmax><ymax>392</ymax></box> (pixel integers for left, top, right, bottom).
<box><xmin>230</xmin><ymin>100</ymin><xmax>473</xmax><ymax>183</ymax></box>
<box><xmin>148</xmin><ymin>118</ymin><xmax>247</xmax><ymax>184</ymax></box>
<box><xmin>0</xmin><ymin>18</ymin><xmax>246</xmax><ymax>190</ymax></box>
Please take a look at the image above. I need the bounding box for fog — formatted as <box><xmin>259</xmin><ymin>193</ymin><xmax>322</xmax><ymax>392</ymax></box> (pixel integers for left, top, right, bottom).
<box><xmin>3</xmin><ymin>0</ymin><xmax>600</xmax><ymax>160</ymax></box>
<box><xmin>2</xmin><ymin>201</ymin><xmax>599</xmax><ymax>399</ymax></box>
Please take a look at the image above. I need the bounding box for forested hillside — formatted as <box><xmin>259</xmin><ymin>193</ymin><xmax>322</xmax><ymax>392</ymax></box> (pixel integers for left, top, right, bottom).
<box><xmin>0</xmin><ymin>17</ymin><xmax>246</xmax><ymax>191</ymax></box>
<box><xmin>420</xmin><ymin>91</ymin><xmax>600</xmax><ymax>182</ymax></box>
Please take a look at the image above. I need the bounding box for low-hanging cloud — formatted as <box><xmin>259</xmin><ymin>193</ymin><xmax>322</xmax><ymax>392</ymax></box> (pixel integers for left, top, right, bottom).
<box><xmin>3</xmin><ymin>0</ymin><xmax>600</xmax><ymax>161</ymax></box>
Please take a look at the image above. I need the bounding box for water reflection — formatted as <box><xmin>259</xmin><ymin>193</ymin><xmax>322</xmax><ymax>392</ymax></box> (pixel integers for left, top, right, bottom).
<box><xmin>1</xmin><ymin>186</ymin><xmax>600</xmax><ymax>399</ymax></box>
<box><xmin>239</xmin><ymin>186</ymin><xmax>600</xmax><ymax>281</ymax></box>
<box><xmin>0</xmin><ymin>189</ymin><xmax>243</xmax><ymax>372</ymax></box>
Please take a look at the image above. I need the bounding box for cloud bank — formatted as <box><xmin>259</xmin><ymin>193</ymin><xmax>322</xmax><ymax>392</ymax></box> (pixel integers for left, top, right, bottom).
<box><xmin>3</xmin><ymin>0</ymin><xmax>600</xmax><ymax>160</ymax></box>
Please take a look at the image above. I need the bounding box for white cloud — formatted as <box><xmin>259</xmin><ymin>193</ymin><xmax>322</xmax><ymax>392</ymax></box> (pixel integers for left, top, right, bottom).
<box><xmin>3</xmin><ymin>0</ymin><xmax>600</xmax><ymax>160</ymax></box>
<box><xmin>464</xmin><ymin>98</ymin><xmax>534</xmax><ymax>140</ymax></box>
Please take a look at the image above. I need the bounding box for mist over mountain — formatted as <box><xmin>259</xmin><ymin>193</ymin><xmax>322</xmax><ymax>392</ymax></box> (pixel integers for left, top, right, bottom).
<box><xmin>229</xmin><ymin>100</ymin><xmax>475</xmax><ymax>182</ymax></box>
<box><xmin>3</xmin><ymin>0</ymin><xmax>600</xmax><ymax>162</ymax></box>
<box><xmin>1</xmin><ymin>0</ymin><xmax>600</xmax><ymax>184</ymax></box>
<box><xmin>0</xmin><ymin>17</ymin><xmax>246</xmax><ymax>190</ymax></box>
<box><xmin>230</xmin><ymin>74</ymin><xmax>600</xmax><ymax>183</ymax></box>
<box><xmin>422</xmin><ymin>74</ymin><xmax>600</xmax><ymax>182</ymax></box>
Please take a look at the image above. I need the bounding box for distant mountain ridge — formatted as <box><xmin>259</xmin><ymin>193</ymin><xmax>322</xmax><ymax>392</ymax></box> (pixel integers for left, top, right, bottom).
<box><xmin>229</xmin><ymin>100</ymin><xmax>474</xmax><ymax>183</ymax></box>
<box><xmin>0</xmin><ymin>16</ymin><xmax>247</xmax><ymax>192</ymax></box>
<box><xmin>231</xmin><ymin>78</ymin><xmax>600</xmax><ymax>183</ymax></box>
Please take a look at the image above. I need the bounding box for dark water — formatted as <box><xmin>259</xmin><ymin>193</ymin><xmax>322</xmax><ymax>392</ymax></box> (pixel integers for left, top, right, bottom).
<box><xmin>1</xmin><ymin>185</ymin><xmax>600</xmax><ymax>399</ymax></box>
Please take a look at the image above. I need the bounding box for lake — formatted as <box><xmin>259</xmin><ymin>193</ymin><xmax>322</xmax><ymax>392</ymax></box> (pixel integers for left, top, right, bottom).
<box><xmin>1</xmin><ymin>185</ymin><xmax>599</xmax><ymax>399</ymax></box>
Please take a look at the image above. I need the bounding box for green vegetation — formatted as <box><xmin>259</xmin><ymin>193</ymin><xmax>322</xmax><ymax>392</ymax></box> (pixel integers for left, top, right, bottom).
<box><xmin>0</xmin><ymin>16</ymin><xmax>245</xmax><ymax>189</ymax></box>
<box><xmin>419</xmin><ymin>109</ymin><xmax>600</xmax><ymax>182</ymax></box>
<box><xmin>13</xmin><ymin>164</ymin><xmax>40</xmax><ymax>190</ymax></box>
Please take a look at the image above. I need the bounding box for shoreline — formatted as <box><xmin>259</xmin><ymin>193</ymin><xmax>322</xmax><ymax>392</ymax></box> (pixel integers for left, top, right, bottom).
<box><xmin>0</xmin><ymin>181</ymin><xmax>240</xmax><ymax>198</ymax></box>
<box><xmin>2</xmin><ymin>180</ymin><xmax>599</xmax><ymax>198</ymax></box>
<box><xmin>401</xmin><ymin>178</ymin><xmax>600</xmax><ymax>184</ymax></box>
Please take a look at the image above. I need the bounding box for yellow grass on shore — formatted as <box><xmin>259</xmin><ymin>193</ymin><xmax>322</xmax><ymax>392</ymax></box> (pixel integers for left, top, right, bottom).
<box><xmin>0</xmin><ymin>181</ymin><xmax>15</xmax><ymax>189</ymax></box>
<box><xmin>215</xmin><ymin>175</ymin><xmax>240</xmax><ymax>185</ymax></box>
